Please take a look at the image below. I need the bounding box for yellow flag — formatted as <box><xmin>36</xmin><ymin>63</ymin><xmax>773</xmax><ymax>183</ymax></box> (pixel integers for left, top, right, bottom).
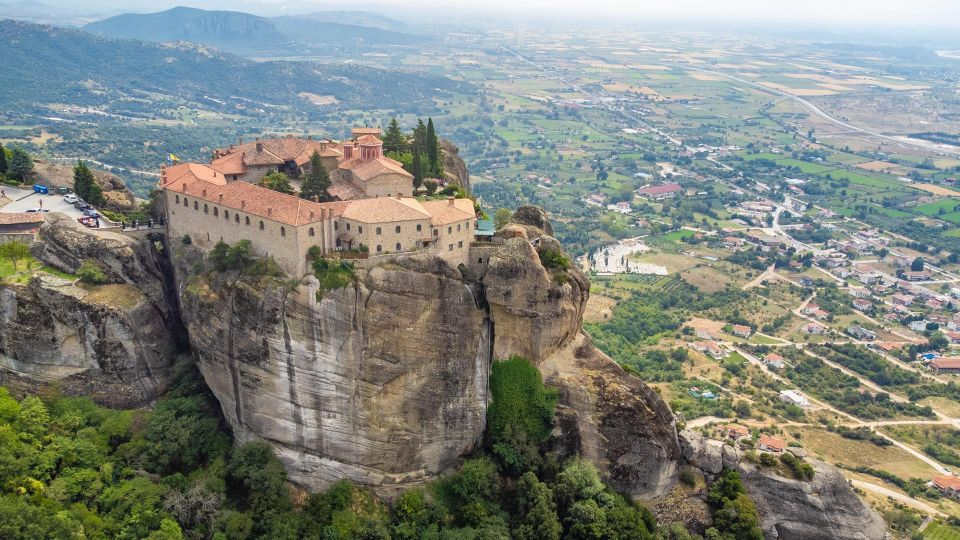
<box><xmin>168</xmin><ymin>153</ymin><xmax>181</xmax><ymax>162</ymax></box>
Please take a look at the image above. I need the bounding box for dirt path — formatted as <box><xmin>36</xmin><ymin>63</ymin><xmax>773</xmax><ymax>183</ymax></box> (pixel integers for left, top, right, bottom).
<box><xmin>850</xmin><ymin>480</ymin><xmax>945</xmax><ymax>516</ymax></box>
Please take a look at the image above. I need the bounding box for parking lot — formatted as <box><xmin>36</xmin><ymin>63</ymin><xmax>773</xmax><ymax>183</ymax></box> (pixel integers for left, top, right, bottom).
<box><xmin>0</xmin><ymin>186</ymin><xmax>106</xmax><ymax>228</ymax></box>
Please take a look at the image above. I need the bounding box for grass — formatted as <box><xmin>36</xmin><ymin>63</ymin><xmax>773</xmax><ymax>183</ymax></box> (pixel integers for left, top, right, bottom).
<box><xmin>924</xmin><ymin>522</ymin><xmax>960</xmax><ymax>540</ymax></box>
<box><xmin>660</xmin><ymin>229</ymin><xmax>696</xmax><ymax>242</ymax></box>
<box><xmin>916</xmin><ymin>199</ymin><xmax>960</xmax><ymax>216</ymax></box>
<box><xmin>749</xmin><ymin>334</ymin><xmax>783</xmax><ymax>345</ymax></box>
<box><xmin>795</xmin><ymin>426</ymin><xmax>939</xmax><ymax>480</ymax></box>
<box><xmin>0</xmin><ymin>255</ymin><xmax>75</xmax><ymax>284</ymax></box>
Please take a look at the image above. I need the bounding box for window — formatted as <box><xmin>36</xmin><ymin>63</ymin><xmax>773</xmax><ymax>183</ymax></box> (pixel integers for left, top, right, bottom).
<box><xmin>309</xmin><ymin>228</ymin><xmax>315</xmax><ymax>237</ymax></box>
<box><xmin>194</xmin><ymin>201</ymin><xmax>199</xmax><ymax>210</ymax></box>
<box><xmin>235</xmin><ymin>214</ymin><xmax>240</xmax><ymax>223</ymax></box>
<box><xmin>184</xmin><ymin>198</ymin><xmax>188</xmax><ymax>207</ymax></box>
<box><xmin>359</xmin><ymin>226</ymin><xmax>363</xmax><ymax>234</ymax></box>
<box><xmin>224</xmin><ymin>211</ymin><xmax>228</xmax><ymax>220</ymax></box>
<box><xmin>395</xmin><ymin>243</ymin><xmax>401</xmax><ymax>251</ymax></box>
<box><xmin>204</xmin><ymin>204</ymin><xmax>208</xmax><ymax>214</ymax></box>
<box><xmin>245</xmin><ymin>216</ymin><xmax>250</xmax><ymax>225</ymax></box>
<box><xmin>376</xmin><ymin>227</ymin><xmax>382</xmax><ymax>235</ymax></box>
<box><xmin>232</xmin><ymin>175</ymin><xmax>238</xmax><ymax>181</ymax></box>
<box><xmin>377</xmin><ymin>245</ymin><xmax>382</xmax><ymax>252</ymax></box>
<box><xmin>458</xmin><ymin>241</ymin><xmax>463</xmax><ymax>248</ymax></box>
<box><xmin>416</xmin><ymin>224</ymin><xmax>422</xmax><ymax>232</ymax></box>
<box><xmin>346</xmin><ymin>223</ymin><xmax>351</xmax><ymax>231</ymax></box>
<box><xmin>448</xmin><ymin>244</ymin><xmax>453</xmax><ymax>251</ymax></box>
<box><xmin>259</xmin><ymin>221</ymin><xmax>264</xmax><ymax>230</ymax></box>
<box><xmin>213</xmin><ymin>207</ymin><xmax>218</xmax><ymax>217</ymax></box>
<box><xmin>334</xmin><ymin>222</ymin><xmax>339</xmax><ymax>230</ymax></box>
<box><xmin>395</xmin><ymin>226</ymin><xmax>401</xmax><ymax>234</ymax></box>
<box><xmin>175</xmin><ymin>195</ymin><xmax>180</xmax><ymax>204</ymax></box>
<box><xmin>280</xmin><ymin>226</ymin><xmax>286</xmax><ymax>237</ymax></box>
<box><xmin>478</xmin><ymin>257</ymin><xmax>483</xmax><ymax>263</ymax></box>
<box><xmin>433</xmin><ymin>229</ymin><xmax>438</xmax><ymax>237</ymax></box>
<box><xmin>447</xmin><ymin>226</ymin><xmax>452</xmax><ymax>234</ymax></box>
<box><xmin>457</xmin><ymin>224</ymin><xmax>461</xmax><ymax>231</ymax></box>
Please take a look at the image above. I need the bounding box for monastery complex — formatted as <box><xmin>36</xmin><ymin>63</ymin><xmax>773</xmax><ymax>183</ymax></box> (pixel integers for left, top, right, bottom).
<box><xmin>159</xmin><ymin>128</ymin><xmax>477</xmax><ymax>276</ymax></box>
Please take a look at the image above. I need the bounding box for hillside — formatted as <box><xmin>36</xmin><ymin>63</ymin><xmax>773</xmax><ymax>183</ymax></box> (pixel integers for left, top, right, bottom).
<box><xmin>83</xmin><ymin>6</ymin><xmax>428</xmax><ymax>54</ymax></box>
<box><xmin>0</xmin><ymin>20</ymin><xmax>465</xmax><ymax>115</ymax></box>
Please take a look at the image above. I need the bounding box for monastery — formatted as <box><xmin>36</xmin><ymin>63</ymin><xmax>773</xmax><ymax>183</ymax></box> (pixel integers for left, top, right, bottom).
<box><xmin>160</xmin><ymin>128</ymin><xmax>477</xmax><ymax>276</ymax></box>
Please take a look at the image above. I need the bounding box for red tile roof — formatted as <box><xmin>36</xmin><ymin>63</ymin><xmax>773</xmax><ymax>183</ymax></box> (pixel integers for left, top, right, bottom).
<box><xmin>758</xmin><ymin>435</ymin><xmax>786</xmax><ymax>451</ymax></box>
<box><xmin>0</xmin><ymin>213</ymin><xmax>45</xmax><ymax>225</ymax></box>
<box><xmin>933</xmin><ymin>475</ymin><xmax>960</xmax><ymax>491</ymax></box>
<box><xmin>637</xmin><ymin>182</ymin><xmax>682</xmax><ymax>196</ymax></box>
<box><xmin>931</xmin><ymin>357</ymin><xmax>960</xmax><ymax>370</ymax></box>
<box><xmin>339</xmin><ymin>156</ymin><xmax>413</xmax><ymax>181</ymax></box>
<box><xmin>420</xmin><ymin>198</ymin><xmax>475</xmax><ymax>226</ymax></box>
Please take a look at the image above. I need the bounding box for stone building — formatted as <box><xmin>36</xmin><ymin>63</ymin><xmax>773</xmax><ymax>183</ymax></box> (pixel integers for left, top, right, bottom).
<box><xmin>160</xmin><ymin>129</ymin><xmax>476</xmax><ymax>276</ymax></box>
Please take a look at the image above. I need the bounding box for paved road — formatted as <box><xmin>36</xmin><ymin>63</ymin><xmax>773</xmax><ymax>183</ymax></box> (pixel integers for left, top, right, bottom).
<box><xmin>0</xmin><ymin>186</ymin><xmax>105</xmax><ymax>228</ymax></box>
<box><xmin>850</xmin><ymin>480</ymin><xmax>945</xmax><ymax>516</ymax></box>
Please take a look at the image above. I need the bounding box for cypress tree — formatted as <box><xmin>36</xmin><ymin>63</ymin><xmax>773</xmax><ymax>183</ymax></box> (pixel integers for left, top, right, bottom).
<box><xmin>300</xmin><ymin>150</ymin><xmax>331</xmax><ymax>201</ymax></box>
<box><xmin>0</xmin><ymin>142</ymin><xmax>7</xmax><ymax>176</ymax></box>
<box><xmin>8</xmin><ymin>147</ymin><xmax>32</xmax><ymax>182</ymax></box>
<box><xmin>382</xmin><ymin>118</ymin><xmax>405</xmax><ymax>153</ymax></box>
<box><xmin>413</xmin><ymin>119</ymin><xmax>427</xmax><ymax>155</ymax></box>
<box><xmin>426</xmin><ymin>118</ymin><xmax>439</xmax><ymax>175</ymax></box>
<box><xmin>411</xmin><ymin>150</ymin><xmax>424</xmax><ymax>189</ymax></box>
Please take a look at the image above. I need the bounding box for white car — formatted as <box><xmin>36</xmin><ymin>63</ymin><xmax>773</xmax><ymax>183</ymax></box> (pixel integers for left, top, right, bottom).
<box><xmin>63</xmin><ymin>193</ymin><xmax>79</xmax><ymax>204</ymax></box>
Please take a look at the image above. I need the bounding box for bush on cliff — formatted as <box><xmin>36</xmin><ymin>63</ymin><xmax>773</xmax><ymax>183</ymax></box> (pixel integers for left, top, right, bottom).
<box><xmin>313</xmin><ymin>257</ymin><xmax>355</xmax><ymax>300</ymax></box>
<box><xmin>705</xmin><ymin>470</ymin><xmax>763</xmax><ymax>540</ymax></box>
<box><xmin>486</xmin><ymin>355</ymin><xmax>558</xmax><ymax>475</ymax></box>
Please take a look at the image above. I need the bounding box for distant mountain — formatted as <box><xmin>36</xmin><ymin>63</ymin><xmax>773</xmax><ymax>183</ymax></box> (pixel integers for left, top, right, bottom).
<box><xmin>297</xmin><ymin>10</ymin><xmax>411</xmax><ymax>32</ymax></box>
<box><xmin>83</xmin><ymin>6</ymin><xmax>428</xmax><ymax>55</ymax></box>
<box><xmin>84</xmin><ymin>6</ymin><xmax>291</xmax><ymax>53</ymax></box>
<box><xmin>0</xmin><ymin>20</ymin><xmax>466</xmax><ymax>115</ymax></box>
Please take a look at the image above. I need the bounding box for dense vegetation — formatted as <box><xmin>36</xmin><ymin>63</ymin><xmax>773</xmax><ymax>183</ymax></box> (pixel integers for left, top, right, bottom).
<box><xmin>812</xmin><ymin>344</ymin><xmax>919</xmax><ymax>387</ymax></box>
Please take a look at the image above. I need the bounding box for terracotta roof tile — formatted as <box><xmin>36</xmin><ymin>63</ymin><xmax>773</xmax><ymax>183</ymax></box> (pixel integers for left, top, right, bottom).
<box><xmin>420</xmin><ymin>198</ymin><xmax>475</xmax><ymax>226</ymax></box>
<box><xmin>356</xmin><ymin>135</ymin><xmax>383</xmax><ymax>145</ymax></box>
<box><xmin>933</xmin><ymin>475</ymin><xmax>960</xmax><ymax>490</ymax></box>
<box><xmin>327</xmin><ymin>182</ymin><xmax>365</xmax><ymax>201</ymax></box>
<box><xmin>0</xmin><ymin>213</ymin><xmax>45</xmax><ymax>225</ymax></box>
<box><xmin>339</xmin><ymin>156</ymin><xmax>412</xmax><ymax>181</ymax></box>
<box><xmin>339</xmin><ymin>197</ymin><xmax>430</xmax><ymax>223</ymax></box>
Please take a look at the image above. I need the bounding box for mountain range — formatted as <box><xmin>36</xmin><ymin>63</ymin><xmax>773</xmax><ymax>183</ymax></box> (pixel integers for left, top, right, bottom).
<box><xmin>83</xmin><ymin>6</ymin><xmax>428</xmax><ymax>55</ymax></box>
<box><xmin>0</xmin><ymin>19</ymin><xmax>464</xmax><ymax>115</ymax></box>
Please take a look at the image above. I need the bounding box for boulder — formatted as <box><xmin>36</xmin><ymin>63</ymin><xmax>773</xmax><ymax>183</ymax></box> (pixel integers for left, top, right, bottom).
<box><xmin>678</xmin><ymin>429</ymin><xmax>723</xmax><ymax>474</ymax></box>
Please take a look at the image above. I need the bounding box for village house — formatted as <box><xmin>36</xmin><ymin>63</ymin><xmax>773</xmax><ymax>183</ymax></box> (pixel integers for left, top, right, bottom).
<box><xmin>852</xmin><ymin>298</ymin><xmax>873</xmax><ymax>312</ymax></box>
<box><xmin>758</xmin><ymin>435</ymin><xmax>787</xmax><ymax>453</ymax></box>
<box><xmin>606</xmin><ymin>201</ymin><xmax>631</xmax><ymax>214</ymax></box>
<box><xmin>690</xmin><ymin>341</ymin><xmax>728</xmax><ymax>360</ymax></box>
<box><xmin>908</xmin><ymin>319</ymin><xmax>930</xmax><ymax>332</ymax></box>
<box><xmin>695</xmin><ymin>327</ymin><xmax>715</xmax><ymax>340</ymax></box>
<box><xmin>802</xmin><ymin>322</ymin><xmax>826</xmax><ymax>335</ymax></box>
<box><xmin>891</xmin><ymin>293</ymin><xmax>914</xmax><ymax>306</ymax></box>
<box><xmin>931</xmin><ymin>475</ymin><xmax>960</xmax><ymax>500</ymax></box>
<box><xmin>929</xmin><ymin>357</ymin><xmax>960</xmax><ymax>374</ymax></box>
<box><xmin>849</xmin><ymin>287</ymin><xmax>871</xmax><ymax>299</ymax></box>
<box><xmin>904</xmin><ymin>270</ymin><xmax>931</xmax><ymax>282</ymax></box>
<box><xmin>636</xmin><ymin>182</ymin><xmax>682</xmax><ymax>200</ymax></box>
<box><xmin>779</xmin><ymin>389</ymin><xmax>811</xmax><ymax>408</ymax></box>
<box><xmin>0</xmin><ymin>213</ymin><xmax>45</xmax><ymax>241</ymax></box>
<box><xmin>718</xmin><ymin>424</ymin><xmax>750</xmax><ymax>442</ymax></box>
<box><xmin>730</xmin><ymin>324</ymin><xmax>752</xmax><ymax>338</ymax></box>
<box><xmin>763</xmin><ymin>353</ymin><xmax>785</xmax><ymax>369</ymax></box>
<box><xmin>846</xmin><ymin>325</ymin><xmax>877</xmax><ymax>341</ymax></box>
<box><xmin>160</xmin><ymin>130</ymin><xmax>477</xmax><ymax>277</ymax></box>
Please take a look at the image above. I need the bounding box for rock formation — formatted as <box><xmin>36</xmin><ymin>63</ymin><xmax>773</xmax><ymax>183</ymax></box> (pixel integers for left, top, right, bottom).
<box><xmin>32</xmin><ymin>159</ymin><xmax>138</xmax><ymax>212</ymax></box>
<box><xmin>440</xmin><ymin>139</ymin><xmax>470</xmax><ymax>193</ymax></box>
<box><xmin>0</xmin><ymin>214</ymin><xmax>182</xmax><ymax>407</ymax></box>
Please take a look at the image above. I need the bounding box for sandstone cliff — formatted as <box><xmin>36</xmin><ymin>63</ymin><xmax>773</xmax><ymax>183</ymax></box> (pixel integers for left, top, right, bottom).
<box><xmin>32</xmin><ymin>159</ymin><xmax>138</xmax><ymax>212</ymax></box>
<box><xmin>0</xmin><ymin>214</ymin><xmax>182</xmax><ymax>407</ymax></box>
<box><xmin>440</xmin><ymin>139</ymin><xmax>470</xmax><ymax>193</ymax></box>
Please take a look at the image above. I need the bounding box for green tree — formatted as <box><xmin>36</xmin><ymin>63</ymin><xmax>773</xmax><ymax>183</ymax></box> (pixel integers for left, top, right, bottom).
<box><xmin>382</xmin><ymin>118</ymin><xmax>406</xmax><ymax>154</ymax></box>
<box><xmin>0</xmin><ymin>240</ymin><xmax>31</xmax><ymax>272</ymax></box>
<box><xmin>411</xmin><ymin>150</ymin><xmax>424</xmax><ymax>188</ymax></box>
<box><xmin>259</xmin><ymin>172</ymin><xmax>294</xmax><ymax>195</ymax></box>
<box><xmin>227</xmin><ymin>441</ymin><xmax>292</xmax><ymax>517</ymax></box>
<box><xmin>8</xmin><ymin>147</ymin><xmax>32</xmax><ymax>182</ymax></box>
<box><xmin>209</xmin><ymin>240</ymin><xmax>230</xmax><ymax>271</ymax></box>
<box><xmin>911</xmin><ymin>257</ymin><xmax>924</xmax><ymax>272</ymax></box>
<box><xmin>494</xmin><ymin>208</ymin><xmax>512</xmax><ymax>230</ymax></box>
<box><xmin>513</xmin><ymin>472</ymin><xmax>561</xmax><ymax>540</ymax></box>
<box><xmin>72</xmin><ymin>160</ymin><xmax>105</xmax><ymax>205</ymax></box>
<box><xmin>300</xmin><ymin>150</ymin><xmax>331</xmax><ymax>201</ymax></box>
<box><xmin>426</xmin><ymin>117</ymin><xmax>442</xmax><ymax>177</ymax></box>
<box><xmin>485</xmin><ymin>356</ymin><xmax>558</xmax><ymax>474</ymax></box>
<box><xmin>0</xmin><ymin>142</ymin><xmax>7</xmax><ymax>176</ymax></box>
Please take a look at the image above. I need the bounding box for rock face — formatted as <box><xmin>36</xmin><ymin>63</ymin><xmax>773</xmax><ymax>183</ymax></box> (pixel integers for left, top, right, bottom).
<box><xmin>0</xmin><ymin>214</ymin><xmax>182</xmax><ymax>407</ymax></box>
<box><xmin>440</xmin><ymin>139</ymin><xmax>470</xmax><ymax>193</ymax></box>
<box><xmin>176</xmin><ymin>251</ymin><xmax>491</xmax><ymax>492</ymax></box>
<box><xmin>739</xmin><ymin>460</ymin><xmax>887</xmax><ymax>540</ymax></box>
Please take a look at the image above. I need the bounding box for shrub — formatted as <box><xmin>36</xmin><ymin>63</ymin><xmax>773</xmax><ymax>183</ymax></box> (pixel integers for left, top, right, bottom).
<box><xmin>313</xmin><ymin>258</ymin><xmax>355</xmax><ymax>300</ymax></box>
<box><xmin>181</xmin><ymin>234</ymin><xmax>192</xmax><ymax>245</ymax></box>
<box><xmin>539</xmin><ymin>248</ymin><xmax>570</xmax><ymax>271</ymax></box>
<box><xmin>678</xmin><ymin>468</ymin><xmax>697</xmax><ymax>487</ymax></box>
<box><xmin>77</xmin><ymin>260</ymin><xmax>107</xmax><ymax>285</ymax></box>
<box><xmin>758</xmin><ymin>452</ymin><xmax>778</xmax><ymax>466</ymax></box>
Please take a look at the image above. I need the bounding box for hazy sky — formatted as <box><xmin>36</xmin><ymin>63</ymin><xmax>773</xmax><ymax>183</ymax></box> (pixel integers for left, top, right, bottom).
<box><xmin>36</xmin><ymin>0</ymin><xmax>960</xmax><ymax>28</ymax></box>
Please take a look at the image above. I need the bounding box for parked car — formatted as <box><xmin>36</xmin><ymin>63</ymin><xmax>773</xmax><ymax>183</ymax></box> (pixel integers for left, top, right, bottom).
<box><xmin>25</xmin><ymin>208</ymin><xmax>49</xmax><ymax>213</ymax></box>
<box><xmin>74</xmin><ymin>200</ymin><xmax>90</xmax><ymax>210</ymax></box>
<box><xmin>82</xmin><ymin>208</ymin><xmax>100</xmax><ymax>218</ymax></box>
<box><xmin>63</xmin><ymin>193</ymin><xmax>79</xmax><ymax>204</ymax></box>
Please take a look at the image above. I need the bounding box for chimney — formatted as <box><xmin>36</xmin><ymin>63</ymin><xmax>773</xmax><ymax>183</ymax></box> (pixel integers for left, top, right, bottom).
<box><xmin>239</xmin><ymin>136</ymin><xmax>243</xmax><ymax>144</ymax></box>
<box><xmin>309</xmin><ymin>210</ymin><xmax>315</xmax><ymax>219</ymax></box>
<box><xmin>397</xmin><ymin>192</ymin><xmax>403</xmax><ymax>198</ymax></box>
<box><xmin>307</xmin><ymin>135</ymin><xmax>313</xmax><ymax>140</ymax></box>
<box><xmin>182</xmin><ymin>182</ymin><xmax>187</xmax><ymax>192</ymax></box>
<box><xmin>241</xmin><ymin>200</ymin><xmax>246</xmax><ymax>209</ymax></box>
<box><xmin>218</xmin><ymin>194</ymin><xmax>223</xmax><ymax>203</ymax></box>
<box><xmin>312</xmin><ymin>195</ymin><xmax>319</xmax><ymax>203</ymax></box>
<box><xmin>256</xmin><ymin>138</ymin><xmax>263</xmax><ymax>152</ymax></box>
<box><xmin>202</xmin><ymin>189</ymin><xmax>207</xmax><ymax>197</ymax></box>
<box><xmin>267</xmin><ymin>207</ymin><xmax>272</xmax><ymax>217</ymax></box>
<box><xmin>447</xmin><ymin>196</ymin><xmax>455</xmax><ymax>206</ymax></box>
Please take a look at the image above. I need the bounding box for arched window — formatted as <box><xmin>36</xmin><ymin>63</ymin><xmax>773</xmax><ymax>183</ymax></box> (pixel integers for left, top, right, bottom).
<box><xmin>395</xmin><ymin>243</ymin><xmax>401</xmax><ymax>251</ymax></box>
<box><xmin>457</xmin><ymin>224</ymin><xmax>461</xmax><ymax>231</ymax></box>
<box><xmin>245</xmin><ymin>216</ymin><xmax>250</xmax><ymax>225</ymax></box>
<box><xmin>194</xmin><ymin>201</ymin><xmax>199</xmax><ymax>210</ymax></box>
<box><xmin>184</xmin><ymin>198</ymin><xmax>188</xmax><ymax>207</ymax></box>
<box><xmin>447</xmin><ymin>226</ymin><xmax>452</xmax><ymax>234</ymax></box>
<box><xmin>395</xmin><ymin>225</ymin><xmax>401</xmax><ymax>233</ymax></box>
<box><xmin>377</xmin><ymin>245</ymin><xmax>382</xmax><ymax>252</ymax></box>
<box><xmin>213</xmin><ymin>207</ymin><xmax>218</xmax><ymax>217</ymax></box>
<box><xmin>308</xmin><ymin>228</ymin><xmax>315</xmax><ymax>237</ymax></box>
<box><xmin>224</xmin><ymin>211</ymin><xmax>229</xmax><ymax>220</ymax></box>
<box><xmin>235</xmin><ymin>214</ymin><xmax>240</xmax><ymax>223</ymax></box>
<box><xmin>204</xmin><ymin>204</ymin><xmax>209</xmax><ymax>214</ymax></box>
<box><xmin>259</xmin><ymin>221</ymin><xmax>264</xmax><ymax>230</ymax></box>
<box><xmin>280</xmin><ymin>226</ymin><xmax>286</xmax><ymax>237</ymax></box>
<box><xmin>175</xmin><ymin>195</ymin><xmax>180</xmax><ymax>204</ymax></box>
<box><xmin>376</xmin><ymin>227</ymin><xmax>382</xmax><ymax>235</ymax></box>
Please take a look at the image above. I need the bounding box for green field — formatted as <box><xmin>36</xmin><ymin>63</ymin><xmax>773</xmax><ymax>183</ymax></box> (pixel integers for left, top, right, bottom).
<box><xmin>916</xmin><ymin>199</ymin><xmax>960</xmax><ymax>216</ymax></box>
<box><xmin>924</xmin><ymin>522</ymin><xmax>960</xmax><ymax>540</ymax></box>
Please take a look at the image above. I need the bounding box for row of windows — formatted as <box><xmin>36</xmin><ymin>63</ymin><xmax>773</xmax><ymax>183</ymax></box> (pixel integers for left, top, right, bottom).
<box><xmin>175</xmin><ymin>194</ymin><xmax>322</xmax><ymax>238</ymax></box>
<box><xmin>334</xmin><ymin>222</ymin><xmax>425</xmax><ymax>235</ymax></box>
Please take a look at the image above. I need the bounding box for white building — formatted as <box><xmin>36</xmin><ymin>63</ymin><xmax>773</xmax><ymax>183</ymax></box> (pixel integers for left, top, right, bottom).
<box><xmin>779</xmin><ymin>389</ymin><xmax>811</xmax><ymax>408</ymax></box>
